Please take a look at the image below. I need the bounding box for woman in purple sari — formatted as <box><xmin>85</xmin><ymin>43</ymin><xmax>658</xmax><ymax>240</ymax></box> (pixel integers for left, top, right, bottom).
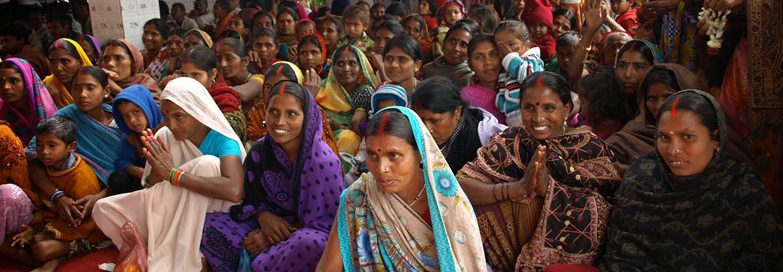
<box><xmin>201</xmin><ymin>80</ymin><xmax>343</xmax><ymax>271</ymax></box>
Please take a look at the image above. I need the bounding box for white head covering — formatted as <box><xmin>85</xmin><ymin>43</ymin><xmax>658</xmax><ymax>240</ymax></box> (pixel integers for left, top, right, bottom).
<box><xmin>160</xmin><ymin>77</ymin><xmax>246</xmax><ymax>158</ymax></box>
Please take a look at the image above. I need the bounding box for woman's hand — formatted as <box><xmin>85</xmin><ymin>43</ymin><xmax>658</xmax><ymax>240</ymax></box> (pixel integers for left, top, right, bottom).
<box><xmin>303</xmin><ymin>68</ymin><xmax>321</xmax><ymax>96</ymax></box>
<box><xmin>10</xmin><ymin>225</ymin><xmax>34</xmax><ymax>248</ymax></box>
<box><xmin>257</xmin><ymin>211</ymin><xmax>298</xmax><ymax>245</ymax></box>
<box><xmin>365</xmin><ymin>51</ymin><xmax>383</xmax><ymax>72</ymax></box>
<box><xmin>584</xmin><ymin>0</ymin><xmax>605</xmax><ymax>33</ymax></box>
<box><xmin>141</xmin><ymin>128</ymin><xmax>174</xmax><ymax>186</ymax></box>
<box><xmin>102</xmin><ymin>68</ymin><xmax>124</xmax><ymax>96</ymax></box>
<box><xmin>518</xmin><ymin>145</ymin><xmax>548</xmax><ymax>198</ymax></box>
<box><xmin>288</xmin><ymin>45</ymin><xmax>299</xmax><ymax>62</ymax></box>
<box><xmin>242</xmin><ymin>229</ymin><xmax>271</xmax><ymax>254</ymax></box>
<box><xmin>534</xmin><ymin>147</ymin><xmax>550</xmax><ymax>196</ymax></box>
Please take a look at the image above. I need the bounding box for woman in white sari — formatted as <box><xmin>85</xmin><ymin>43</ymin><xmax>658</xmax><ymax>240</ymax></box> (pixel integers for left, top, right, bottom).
<box><xmin>92</xmin><ymin>77</ymin><xmax>246</xmax><ymax>271</ymax></box>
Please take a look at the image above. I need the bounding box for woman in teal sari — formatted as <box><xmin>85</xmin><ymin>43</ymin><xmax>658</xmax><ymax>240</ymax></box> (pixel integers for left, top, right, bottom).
<box><xmin>317</xmin><ymin>107</ymin><xmax>486</xmax><ymax>271</ymax></box>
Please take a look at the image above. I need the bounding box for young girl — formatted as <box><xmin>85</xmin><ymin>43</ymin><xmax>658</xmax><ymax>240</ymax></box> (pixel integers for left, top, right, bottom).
<box><xmin>296</xmin><ymin>34</ymin><xmax>328</xmax><ymax>79</ymax></box>
<box><xmin>434</xmin><ymin>0</ymin><xmax>465</xmax><ymax>57</ymax></box>
<box><xmin>493</xmin><ymin>20</ymin><xmax>545</xmax><ymax>126</ymax></box>
<box><xmin>179</xmin><ymin>46</ymin><xmax>247</xmax><ymax>141</ymax></box>
<box><xmin>382</xmin><ymin>35</ymin><xmax>423</xmax><ymax>96</ymax></box>
<box><xmin>214</xmin><ymin>37</ymin><xmax>264</xmax><ymax>109</ymax></box>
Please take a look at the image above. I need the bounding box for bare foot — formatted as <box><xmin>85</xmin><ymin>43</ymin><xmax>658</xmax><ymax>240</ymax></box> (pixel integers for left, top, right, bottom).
<box><xmin>31</xmin><ymin>259</ymin><xmax>59</xmax><ymax>272</ymax></box>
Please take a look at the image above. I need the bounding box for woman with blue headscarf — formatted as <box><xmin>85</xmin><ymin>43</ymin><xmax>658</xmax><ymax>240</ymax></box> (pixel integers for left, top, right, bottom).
<box><xmin>107</xmin><ymin>85</ymin><xmax>163</xmax><ymax>194</ymax></box>
<box><xmin>317</xmin><ymin>107</ymin><xmax>486</xmax><ymax>271</ymax></box>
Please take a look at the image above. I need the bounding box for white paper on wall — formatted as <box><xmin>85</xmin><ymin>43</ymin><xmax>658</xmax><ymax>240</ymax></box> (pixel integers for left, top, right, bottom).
<box><xmin>90</xmin><ymin>0</ymin><xmax>160</xmax><ymax>48</ymax></box>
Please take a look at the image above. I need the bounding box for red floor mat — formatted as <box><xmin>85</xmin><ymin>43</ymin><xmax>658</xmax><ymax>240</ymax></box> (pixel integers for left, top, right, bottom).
<box><xmin>0</xmin><ymin>246</ymin><xmax>118</xmax><ymax>272</ymax></box>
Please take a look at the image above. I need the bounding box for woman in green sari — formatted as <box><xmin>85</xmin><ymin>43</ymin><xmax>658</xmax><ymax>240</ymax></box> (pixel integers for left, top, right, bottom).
<box><xmin>316</xmin><ymin>44</ymin><xmax>379</xmax><ymax>155</ymax></box>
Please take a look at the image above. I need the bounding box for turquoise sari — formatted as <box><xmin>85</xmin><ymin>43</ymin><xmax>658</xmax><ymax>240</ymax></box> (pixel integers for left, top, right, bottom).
<box><xmin>336</xmin><ymin>107</ymin><xmax>486</xmax><ymax>271</ymax></box>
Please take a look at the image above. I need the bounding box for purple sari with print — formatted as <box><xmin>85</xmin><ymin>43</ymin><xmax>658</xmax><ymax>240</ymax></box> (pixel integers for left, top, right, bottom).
<box><xmin>201</xmin><ymin>88</ymin><xmax>344</xmax><ymax>271</ymax></box>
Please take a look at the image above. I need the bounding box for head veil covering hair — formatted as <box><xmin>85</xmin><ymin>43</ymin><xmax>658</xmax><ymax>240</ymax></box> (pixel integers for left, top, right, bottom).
<box><xmin>616</xmin><ymin>39</ymin><xmax>663</xmax><ymax>66</ymax></box>
<box><xmin>437</xmin><ymin>0</ymin><xmax>466</xmax><ymax>25</ymax></box>
<box><xmin>112</xmin><ymin>84</ymin><xmax>163</xmax><ymax>135</ymax></box>
<box><xmin>271</xmin><ymin>61</ymin><xmax>304</xmax><ymax>83</ymax></box>
<box><xmin>156</xmin><ymin>77</ymin><xmax>246</xmax><ymax>158</ymax></box>
<box><xmin>600</xmin><ymin>89</ymin><xmax>782</xmax><ymax>270</ymax></box>
<box><xmin>316</xmin><ymin>44</ymin><xmax>378</xmax><ymax>116</ymax></box>
<box><xmin>370</xmin><ymin>83</ymin><xmax>409</xmax><ymax>115</ymax></box>
<box><xmin>230</xmin><ymin>80</ymin><xmax>342</xmax><ymax>228</ymax></box>
<box><xmin>337</xmin><ymin>106</ymin><xmax>486</xmax><ymax>271</ymax></box>
<box><xmin>0</xmin><ymin>58</ymin><xmax>57</xmax><ymax>145</ymax></box>
<box><xmin>43</xmin><ymin>38</ymin><xmax>93</xmax><ymax>107</ymax></box>
<box><xmin>112</xmin><ymin>84</ymin><xmax>163</xmax><ymax>171</ymax></box>
<box><xmin>245</xmin><ymin>61</ymin><xmax>305</xmax><ymax>142</ymax></box>
<box><xmin>606</xmin><ymin>63</ymin><xmax>703</xmax><ymax>168</ymax></box>
<box><xmin>297</xmin><ymin>33</ymin><xmax>328</xmax><ymax>74</ymax></box>
<box><xmin>108</xmin><ymin>38</ymin><xmax>161</xmax><ymax>95</ymax></box>
<box><xmin>78</xmin><ymin>34</ymin><xmax>103</xmax><ymax>62</ymax></box>
<box><xmin>186</xmin><ymin>29</ymin><xmax>214</xmax><ymax>48</ymax></box>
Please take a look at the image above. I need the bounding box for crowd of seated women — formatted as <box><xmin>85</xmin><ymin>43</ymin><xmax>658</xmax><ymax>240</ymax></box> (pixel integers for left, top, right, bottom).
<box><xmin>0</xmin><ymin>0</ymin><xmax>780</xmax><ymax>271</ymax></box>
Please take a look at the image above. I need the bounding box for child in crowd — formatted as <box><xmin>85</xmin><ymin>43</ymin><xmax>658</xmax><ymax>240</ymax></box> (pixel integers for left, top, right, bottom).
<box><xmin>523</xmin><ymin>0</ymin><xmax>556</xmax><ymax>62</ymax></box>
<box><xmin>494</xmin><ymin>20</ymin><xmax>545</xmax><ymax>127</ymax></box>
<box><xmin>336</xmin><ymin>4</ymin><xmax>374</xmax><ymax>52</ymax></box>
<box><xmin>11</xmin><ymin>116</ymin><xmax>105</xmax><ymax>271</ymax></box>
<box><xmin>345</xmin><ymin>83</ymin><xmax>409</xmax><ymax>185</ymax></box>
<box><xmin>107</xmin><ymin>85</ymin><xmax>163</xmax><ymax>195</ymax></box>
<box><xmin>288</xmin><ymin>20</ymin><xmax>318</xmax><ymax>62</ymax></box>
<box><xmin>547</xmin><ymin>31</ymin><xmax>586</xmax><ymax>81</ymax></box>
<box><xmin>434</xmin><ymin>0</ymin><xmax>465</xmax><ymax>56</ymax></box>
<box><xmin>370</xmin><ymin>2</ymin><xmax>386</xmax><ymax>20</ymax></box>
<box><xmin>316</xmin><ymin>15</ymin><xmax>344</xmax><ymax>56</ymax></box>
<box><xmin>611</xmin><ymin>0</ymin><xmax>639</xmax><ymax>36</ymax></box>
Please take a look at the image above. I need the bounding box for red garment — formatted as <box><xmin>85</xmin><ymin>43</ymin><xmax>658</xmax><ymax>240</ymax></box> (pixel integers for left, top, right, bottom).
<box><xmin>208</xmin><ymin>77</ymin><xmax>242</xmax><ymax>113</ymax></box>
<box><xmin>424</xmin><ymin>15</ymin><xmax>438</xmax><ymax>36</ymax></box>
<box><xmin>616</xmin><ymin>8</ymin><xmax>639</xmax><ymax>37</ymax></box>
<box><xmin>534</xmin><ymin>34</ymin><xmax>556</xmax><ymax>62</ymax></box>
<box><xmin>522</xmin><ymin>0</ymin><xmax>554</xmax><ymax>29</ymax></box>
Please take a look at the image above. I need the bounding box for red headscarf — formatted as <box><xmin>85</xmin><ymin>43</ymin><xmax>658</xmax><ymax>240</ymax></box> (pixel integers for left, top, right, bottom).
<box><xmin>523</xmin><ymin>0</ymin><xmax>554</xmax><ymax>29</ymax></box>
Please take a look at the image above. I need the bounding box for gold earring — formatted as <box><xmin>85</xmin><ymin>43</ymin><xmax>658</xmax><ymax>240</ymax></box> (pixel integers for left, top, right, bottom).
<box><xmin>562</xmin><ymin>118</ymin><xmax>567</xmax><ymax>134</ymax></box>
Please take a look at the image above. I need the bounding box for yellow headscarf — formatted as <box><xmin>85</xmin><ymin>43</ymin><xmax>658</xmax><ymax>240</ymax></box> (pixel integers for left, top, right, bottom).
<box><xmin>316</xmin><ymin>44</ymin><xmax>378</xmax><ymax>114</ymax></box>
<box><xmin>43</xmin><ymin>38</ymin><xmax>93</xmax><ymax>108</ymax></box>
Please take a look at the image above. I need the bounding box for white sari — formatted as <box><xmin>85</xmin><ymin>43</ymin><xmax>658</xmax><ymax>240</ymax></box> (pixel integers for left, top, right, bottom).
<box><xmin>93</xmin><ymin>77</ymin><xmax>246</xmax><ymax>271</ymax></box>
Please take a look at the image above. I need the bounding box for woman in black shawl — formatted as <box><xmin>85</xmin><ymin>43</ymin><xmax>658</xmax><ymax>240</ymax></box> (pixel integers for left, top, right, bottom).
<box><xmin>600</xmin><ymin>90</ymin><xmax>783</xmax><ymax>271</ymax></box>
<box><xmin>410</xmin><ymin>76</ymin><xmax>506</xmax><ymax>173</ymax></box>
